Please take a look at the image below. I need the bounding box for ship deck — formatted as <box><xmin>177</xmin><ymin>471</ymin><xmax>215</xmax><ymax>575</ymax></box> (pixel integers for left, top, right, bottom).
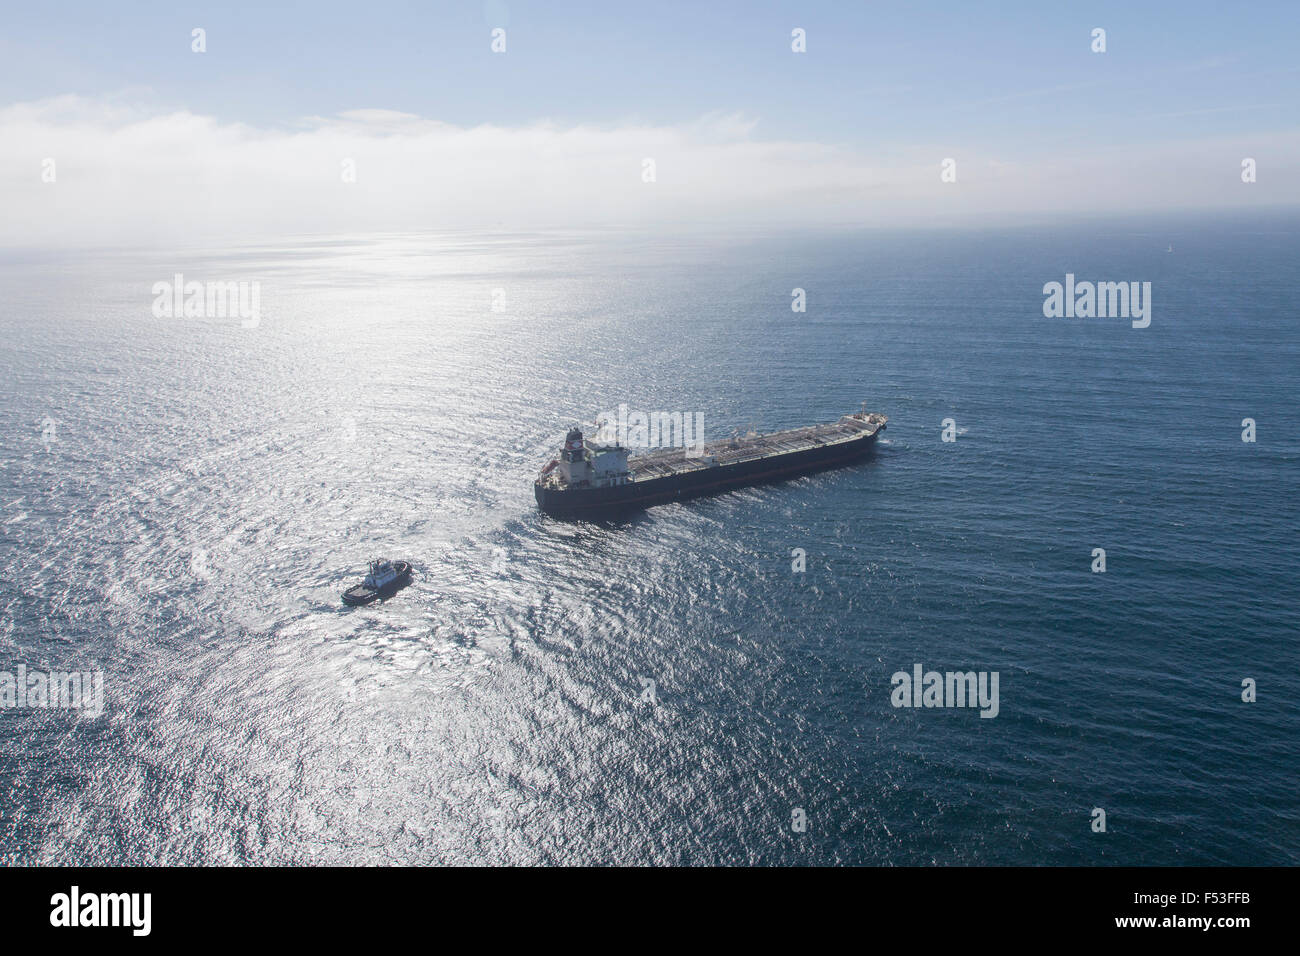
<box><xmin>629</xmin><ymin>413</ymin><xmax>886</xmax><ymax>482</ymax></box>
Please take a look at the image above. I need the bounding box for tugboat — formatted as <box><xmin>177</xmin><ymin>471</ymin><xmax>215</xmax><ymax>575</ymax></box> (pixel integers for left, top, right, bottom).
<box><xmin>342</xmin><ymin>559</ymin><xmax>412</xmax><ymax>605</ymax></box>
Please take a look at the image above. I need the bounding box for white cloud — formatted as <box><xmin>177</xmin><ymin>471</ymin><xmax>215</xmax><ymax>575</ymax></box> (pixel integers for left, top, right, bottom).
<box><xmin>2</xmin><ymin>95</ymin><xmax>1295</xmax><ymax>247</ymax></box>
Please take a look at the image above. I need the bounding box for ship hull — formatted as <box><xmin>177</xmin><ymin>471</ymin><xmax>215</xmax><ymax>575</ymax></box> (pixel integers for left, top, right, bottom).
<box><xmin>535</xmin><ymin>426</ymin><xmax>881</xmax><ymax>518</ymax></box>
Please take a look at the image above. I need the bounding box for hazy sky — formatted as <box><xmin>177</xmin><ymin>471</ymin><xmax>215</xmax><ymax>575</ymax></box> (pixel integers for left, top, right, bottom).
<box><xmin>3</xmin><ymin>1</ymin><xmax>1297</xmax><ymax>244</ymax></box>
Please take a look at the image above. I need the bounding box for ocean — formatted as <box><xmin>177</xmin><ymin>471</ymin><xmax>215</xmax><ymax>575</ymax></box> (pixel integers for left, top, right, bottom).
<box><xmin>1</xmin><ymin>216</ymin><xmax>1297</xmax><ymax>865</ymax></box>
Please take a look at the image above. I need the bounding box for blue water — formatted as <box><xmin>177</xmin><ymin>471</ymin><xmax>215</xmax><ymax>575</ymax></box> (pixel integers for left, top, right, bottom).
<box><xmin>1</xmin><ymin>216</ymin><xmax>1297</xmax><ymax>864</ymax></box>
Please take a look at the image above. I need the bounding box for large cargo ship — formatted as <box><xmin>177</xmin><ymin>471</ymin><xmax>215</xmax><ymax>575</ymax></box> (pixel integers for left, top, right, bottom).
<box><xmin>534</xmin><ymin>407</ymin><xmax>886</xmax><ymax>517</ymax></box>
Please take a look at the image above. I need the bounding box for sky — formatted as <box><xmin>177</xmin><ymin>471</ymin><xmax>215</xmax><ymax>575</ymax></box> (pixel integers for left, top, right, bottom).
<box><xmin>2</xmin><ymin>0</ymin><xmax>1297</xmax><ymax>245</ymax></box>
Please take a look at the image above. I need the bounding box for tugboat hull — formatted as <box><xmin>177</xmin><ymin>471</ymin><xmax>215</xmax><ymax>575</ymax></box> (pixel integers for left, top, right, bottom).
<box><xmin>342</xmin><ymin>561</ymin><xmax>413</xmax><ymax>605</ymax></box>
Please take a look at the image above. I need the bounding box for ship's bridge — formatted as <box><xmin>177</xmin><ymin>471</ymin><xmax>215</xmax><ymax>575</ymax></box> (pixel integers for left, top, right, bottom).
<box><xmin>542</xmin><ymin>428</ymin><xmax>631</xmax><ymax>489</ymax></box>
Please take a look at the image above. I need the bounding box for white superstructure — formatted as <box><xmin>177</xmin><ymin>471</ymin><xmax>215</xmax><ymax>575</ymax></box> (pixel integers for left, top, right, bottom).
<box><xmin>551</xmin><ymin>427</ymin><xmax>631</xmax><ymax>489</ymax></box>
